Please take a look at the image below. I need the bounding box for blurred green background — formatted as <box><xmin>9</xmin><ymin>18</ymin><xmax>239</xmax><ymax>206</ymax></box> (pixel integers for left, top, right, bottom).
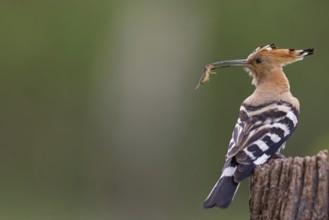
<box><xmin>1</xmin><ymin>1</ymin><xmax>328</xmax><ymax>219</ymax></box>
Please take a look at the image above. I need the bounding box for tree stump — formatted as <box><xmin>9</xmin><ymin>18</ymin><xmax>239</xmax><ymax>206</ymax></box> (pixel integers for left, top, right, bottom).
<box><xmin>250</xmin><ymin>150</ymin><xmax>329</xmax><ymax>220</ymax></box>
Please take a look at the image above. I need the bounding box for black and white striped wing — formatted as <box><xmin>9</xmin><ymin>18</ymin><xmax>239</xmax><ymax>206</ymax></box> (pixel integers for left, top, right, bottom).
<box><xmin>225</xmin><ymin>101</ymin><xmax>299</xmax><ymax>182</ymax></box>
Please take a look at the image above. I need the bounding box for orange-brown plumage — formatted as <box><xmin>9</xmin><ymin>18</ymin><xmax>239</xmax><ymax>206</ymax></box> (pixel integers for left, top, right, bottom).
<box><xmin>245</xmin><ymin>45</ymin><xmax>313</xmax><ymax>86</ymax></box>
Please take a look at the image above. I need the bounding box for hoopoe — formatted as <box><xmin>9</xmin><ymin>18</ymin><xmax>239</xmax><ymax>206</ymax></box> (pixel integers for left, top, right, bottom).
<box><xmin>200</xmin><ymin>44</ymin><xmax>314</xmax><ymax>209</ymax></box>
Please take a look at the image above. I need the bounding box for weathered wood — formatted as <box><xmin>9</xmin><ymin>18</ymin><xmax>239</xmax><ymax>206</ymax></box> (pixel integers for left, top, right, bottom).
<box><xmin>250</xmin><ymin>150</ymin><xmax>329</xmax><ymax>220</ymax></box>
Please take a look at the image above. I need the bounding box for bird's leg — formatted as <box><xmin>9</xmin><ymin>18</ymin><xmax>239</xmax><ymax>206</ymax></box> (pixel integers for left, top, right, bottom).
<box><xmin>273</xmin><ymin>152</ymin><xmax>286</xmax><ymax>159</ymax></box>
<box><xmin>266</xmin><ymin>153</ymin><xmax>286</xmax><ymax>166</ymax></box>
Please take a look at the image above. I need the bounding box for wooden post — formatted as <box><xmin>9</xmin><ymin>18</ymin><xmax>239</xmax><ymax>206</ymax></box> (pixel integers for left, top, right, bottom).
<box><xmin>250</xmin><ymin>150</ymin><xmax>329</xmax><ymax>220</ymax></box>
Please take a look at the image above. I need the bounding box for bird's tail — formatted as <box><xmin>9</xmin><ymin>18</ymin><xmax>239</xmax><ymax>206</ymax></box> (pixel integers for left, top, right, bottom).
<box><xmin>203</xmin><ymin>163</ymin><xmax>239</xmax><ymax>209</ymax></box>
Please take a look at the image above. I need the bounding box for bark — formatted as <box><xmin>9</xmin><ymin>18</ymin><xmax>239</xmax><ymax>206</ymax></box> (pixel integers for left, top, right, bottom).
<box><xmin>250</xmin><ymin>150</ymin><xmax>329</xmax><ymax>220</ymax></box>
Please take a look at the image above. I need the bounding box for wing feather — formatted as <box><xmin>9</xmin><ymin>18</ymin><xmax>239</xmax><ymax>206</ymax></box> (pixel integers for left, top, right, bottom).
<box><xmin>225</xmin><ymin>102</ymin><xmax>299</xmax><ymax>182</ymax></box>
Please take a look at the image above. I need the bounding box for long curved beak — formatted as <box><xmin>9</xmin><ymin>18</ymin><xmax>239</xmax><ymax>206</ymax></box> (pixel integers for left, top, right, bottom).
<box><xmin>195</xmin><ymin>59</ymin><xmax>248</xmax><ymax>89</ymax></box>
<box><xmin>211</xmin><ymin>59</ymin><xmax>247</xmax><ymax>68</ymax></box>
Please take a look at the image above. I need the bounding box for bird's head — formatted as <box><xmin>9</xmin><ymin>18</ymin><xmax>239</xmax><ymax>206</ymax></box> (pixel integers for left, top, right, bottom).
<box><xmin>210</xmin><ymin>44</ymin><xmax>314</xmax><ymax>86</ymax></box>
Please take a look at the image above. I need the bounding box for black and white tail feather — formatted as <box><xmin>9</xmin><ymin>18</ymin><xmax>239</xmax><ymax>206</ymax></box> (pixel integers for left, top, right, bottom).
<box><xmin>203</xmin><ymin>101</ymin><xmax>299</xmax><ymax>209</ymax></box>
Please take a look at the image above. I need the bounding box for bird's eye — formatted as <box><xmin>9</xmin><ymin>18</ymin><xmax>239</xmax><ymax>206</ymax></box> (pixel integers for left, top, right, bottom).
<box><xmin>255</xmin><ymin>58</ymin><xmax>262</xmax><ymax>64</ymax></box>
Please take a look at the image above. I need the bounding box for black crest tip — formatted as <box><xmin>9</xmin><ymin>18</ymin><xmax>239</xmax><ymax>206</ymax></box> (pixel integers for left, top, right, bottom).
<box><xmin>269</xmin><ymin>43</ymin><xmax>277</xmax><ymax>49</ymax></box>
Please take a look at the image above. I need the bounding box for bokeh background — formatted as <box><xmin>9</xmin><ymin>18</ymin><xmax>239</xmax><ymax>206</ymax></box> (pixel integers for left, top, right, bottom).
<box><xmin>1</xmin><ymin>1</ymin><xmax>328</xmax><ymax>219</ymax></box>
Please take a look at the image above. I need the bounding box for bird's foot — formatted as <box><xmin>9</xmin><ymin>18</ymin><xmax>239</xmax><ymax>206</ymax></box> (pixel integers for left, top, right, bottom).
<box><xmin>273</xmin><ymin>152</ymin><xmax>286</xmax><ymax>159</ymax></box>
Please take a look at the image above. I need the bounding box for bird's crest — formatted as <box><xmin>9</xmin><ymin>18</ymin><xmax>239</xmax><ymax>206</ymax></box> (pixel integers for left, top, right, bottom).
<box><xmin>247</xmin><ymin>43</ymin><xmax>277</xmax><ymax>60</ymax></box>
<box><xmin>246</xmin><ymin>43</ymin><xmax>314</xmax><ymax>65</ymax></box>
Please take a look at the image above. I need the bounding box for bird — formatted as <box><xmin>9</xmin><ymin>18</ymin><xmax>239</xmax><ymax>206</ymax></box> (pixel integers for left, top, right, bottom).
<box><xmin>202</xmin><ymin>44</ymin><xmax>314</xmax><ymax>209</ymax></box>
